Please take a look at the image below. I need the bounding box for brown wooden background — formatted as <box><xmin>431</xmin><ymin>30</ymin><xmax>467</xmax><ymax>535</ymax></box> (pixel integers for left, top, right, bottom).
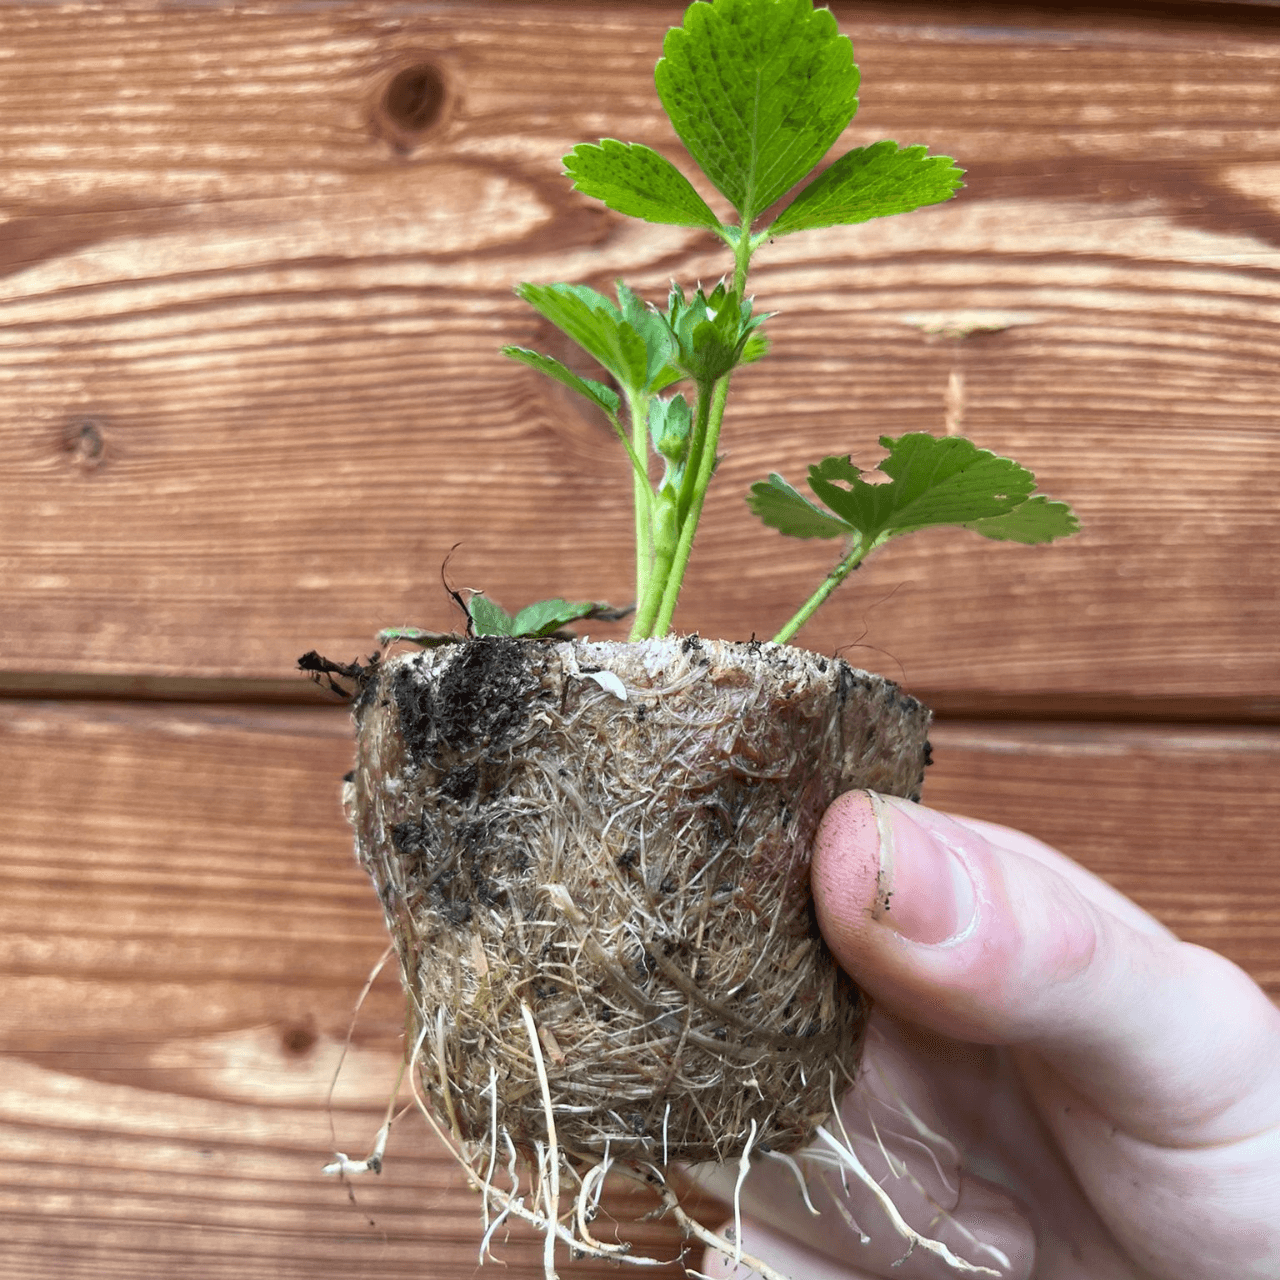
<box><xmin>2</xmin><ymin>1</ymin><xmax>1278</xmax><ymax>1276</ymax></box>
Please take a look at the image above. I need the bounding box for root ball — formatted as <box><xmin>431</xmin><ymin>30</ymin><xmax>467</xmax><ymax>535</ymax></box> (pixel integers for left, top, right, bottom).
<box><xmin>348</xmin><ymin>637</ymin><xmax>929</xmax><ymax>1168</ymax></box>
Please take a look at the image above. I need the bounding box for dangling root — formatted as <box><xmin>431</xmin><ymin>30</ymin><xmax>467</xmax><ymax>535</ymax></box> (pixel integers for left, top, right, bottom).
<box><xmin>324</xmin><ymin>972</ymin><xmax>1005</xmax><ymax>1280</ymax></box>
<box><xmin>323</xmin><ymin>943</ymin><xmax>410</xmax><ymax>1179</ymax></box>
<box><xmin>385</xmin><ymin>998</ymin><xmax>795</xmax><ymax>1280</ymax></box>
<box><xmin>814</xmin><ymin>1075</ymin><xmax>1004</xmax><ymax>1277</ymax></box>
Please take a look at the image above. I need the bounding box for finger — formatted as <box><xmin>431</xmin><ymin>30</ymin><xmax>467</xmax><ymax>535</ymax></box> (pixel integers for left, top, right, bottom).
<box><xmin>810</xmin><ymin>791</ymin><xmax>1280</xmax><ymax>1148</ymax></box>
<box><xmin>946</xmin><ymin>814</ymin><xmax>1173</xmax><ymax>940</ymax></box>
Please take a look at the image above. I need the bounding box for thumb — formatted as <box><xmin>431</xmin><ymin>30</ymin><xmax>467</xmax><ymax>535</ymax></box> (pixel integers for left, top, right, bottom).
<box><xmin>810</xmin><ymin>791</ymin><xmax>1280</xmax><ymax>1149</ymax></box>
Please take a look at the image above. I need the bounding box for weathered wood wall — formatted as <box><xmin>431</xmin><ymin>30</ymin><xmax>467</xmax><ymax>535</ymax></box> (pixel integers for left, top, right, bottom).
<box><xmin>1</xmin><ymin>1</ymin><xmax>1277</xmax><ymax>1276</ymax></box>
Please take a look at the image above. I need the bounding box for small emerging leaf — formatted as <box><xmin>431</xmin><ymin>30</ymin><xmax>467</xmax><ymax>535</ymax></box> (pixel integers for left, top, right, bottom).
<box><xmin>502</xmin><ymin>346</ymin><xmax>621</xmax><ymax>418</ymax></box>
<box><xmin>656</xmin><ymin>0</ymin><xmax>861</xmax><ymax>226</ymax></box>
<box><xmin>471</xmin><ymin>596</ymin><xmax>630</xmax><ymax>639</ymax></box>
<box><xmin>747</xmin><ymin>473</ymin><xmax>854</xmax><ymax>539</ymax></box>
<box><xmin>739</xmin><ymin>328</ymin><xmax>770</xmax><ymax>364</ymax></box>
<box><xmin>516</xmin><ymin>281</ymin><xmax>682</xmax><ymax>397</ymax></box>
<box><xmin>768</xmin><ymin>140</ymin><xmax>964</xmax><ymax>237</ymax></box>
<box><xmin>469</xmin><ymin>595</ymin><xmax>515</xmax><ymax>637</ymax></box>
<box><xmin>564</xmin><ymin>140</ymin><xmax>722</xmax><ymax>231</ymax></box>
<box><xmin>510</xmin><ymin>598</ymin><xmax>606</xmax><ymax>638</ymax></box>
<box><xmin>649</xmin><ymin>393</ymin><xmax>693</xmax><ymax>465</ymax></box>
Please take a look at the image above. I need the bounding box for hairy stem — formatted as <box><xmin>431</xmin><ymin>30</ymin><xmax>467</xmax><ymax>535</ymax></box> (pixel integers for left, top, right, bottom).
<box><xmin>641</xmin><ymin>226</ymin><xmax>757</xmax><ymax>639</ymax></box>
<box><xmin>626</xmin><ymin>392</ymin><xmax>654</xmax><ymax>610</ymax></box>
<box><xmin>732</xmin><ymin>225</ymin><xmax>752</xmax><ymax>298</ymax></box>
<box><xmin>771</xmin><ymin>538</ymin><xmax>874</xmax><ymax>646</ymax></box>
<box><xmin>629</xmin><ymin>488</ymin><xmax>678</xmax><ymax>640</ymax></box>
<box><xmin>650</xmin><ymin>373</ymin><xmax>733</xmax><ymax>638</ymax></box>
<box><xmin>675</xmin><ymin>383</ymin><xmax>714</xmax><ymax>526</ymax></box>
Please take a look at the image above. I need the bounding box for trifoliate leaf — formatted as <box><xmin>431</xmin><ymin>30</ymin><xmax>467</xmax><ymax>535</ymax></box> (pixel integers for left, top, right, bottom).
<box><xmin>564</xmin><ymin>140</ymin><xmax>722</xmax><ymax>230</ymax></box>
<box><xmin>963</xmin><ymin>495</ymin><xmax>1080</xmax><ymax>543</ymax></box>
<box><xmin>807</xmin><ymin>435</ymin><xmax>1037</xmax><ymax>542</ymax></box>
<box><xmin>502</xmin><ymin>347</ymin><xmax>621</xmax><ymax>418</ymax></box>
<box><xmin>750</xmin><ymin>434</ymin><xmax>1079</xmax><ymax>550</ymax></box>
<box><xmin>768</xmin><ymin>140</ymin><xmax>964</xmax><ymax>237</ymax></box>
<box><xmin>469</xmin><ymin>595</ymin><xmax>515</xmax><ymax>637</ymax></box>
<box><xmin>516</xmin><ymin>282</ymin><xmax>650</xmax><ymax>392</ymax></box>
<box><xmin>747</xmin><ymin>472</ymin><xmax>855</xmax><ymax>539</ymax></box>
<box><xmin>655</xmin><ymin>0</ymin><xmax>860</xmax><ymax>226</ymax></box>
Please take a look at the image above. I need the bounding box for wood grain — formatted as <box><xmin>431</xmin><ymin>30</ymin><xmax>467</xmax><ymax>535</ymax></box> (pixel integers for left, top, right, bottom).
<box><xmin>0</xmin><ymin>700</ymin><xmax>694</xmax><ymax>1279</ymax></box>
<box><xmin>0</xmin><ymin>2</ymin><xmax>1277</xmax><ymax>697</ymax></box>
<box><xmin>2</xmin><ymin>700</ymin><xmax>1276</xmax><ymax>1277</ymax></box>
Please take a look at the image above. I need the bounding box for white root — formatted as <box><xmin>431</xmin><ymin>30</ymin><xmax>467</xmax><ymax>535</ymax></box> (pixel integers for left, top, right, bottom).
<box><xmin>813</xmin><ymin>1126</ymin><xmax>1001</xmax><ymax>1278</ymax></box>
<box><xmin>764</xmin><ymin>1148</ymin><xmax>820</xmax><ymax>1216</ymax></box>
<box><xmin>521</xmin><ymin>1001</ymin><xmax>562</xmax><ymax>1280</ymax></box>
<box><xmin>620</xmin><ymin>1165</ymin><xmax>795</xmax><ymax>1280</ymax></box>
<box><xmin>326</xmin><ymin>986</ymin><xmax>1004</xmax><ymax>1280</ymax></box>
<box><xmin>399</xmin><ymin>1004</ymin><xmax>671</xmax><ymax>1269</ymax></box>
<box><xmin>324</xmin><ymin>943</ymin><xmax>400</xmax><ymax>1177</ymax></box>
<box><xmin>733</xmin><ymin>1116</ymin><xmax>758</xmax><ymax>1265</ymax></box>
<box><xmin>323</xmin><ymin>1121</ymin><xmax>391</xmax><ymax>1177</ymax></box>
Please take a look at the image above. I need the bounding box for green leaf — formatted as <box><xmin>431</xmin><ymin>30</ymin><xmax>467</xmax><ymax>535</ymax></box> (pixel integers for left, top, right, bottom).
<box><xmin>564</xmin><ymin>140</ymin><xmax>722</xmax><ymax>230</ymax></box>
<box><xmin>655</xmin><ymin>0</ymin><xmax>860</xmax><ymax>226</ymax></box>
<box><xmin>768</xmin><ymin>140</ymin><xmax>965</xmax><ymax>237</ymax></box>
<box><xmin>469</xmin><ymin>595</ymin><xmax>515</xmax><ymax>637</ymax></box>
<box><xmin>616</xmin><ymin>282</ymin><xmax>683</xmax><ymax>391</ymax></box>
<box><xmin>502</xmin><ymin>346</ymin><xmax>621</xmax><ymax>418</ymax></box>
<box><xmin>516</xmin><ymin>282</ymin><xmax>649</xmax><ymax>391</ymax></box>
<box><xmin>752</xmin><ymin>435</ymin><xmax>1078</xmax><ymax>551</ymax></box>
<box><xmin>377</xmin><ymin>626</ymin><xmax>464</xmax><ymax>648</ymax></box>
<box><xmin>649</xmin><ymin>393</ymin><xmax>693</xmax><ymax>464</ymax></box>
<box><xmin>739</xmin><ymin>328</ymin><xmax>770</xmax><ymax>364</ymax></box>
<box><xmin>963</xmin><ymin>495</ymin><xmax>1080</xmax><ymax>543</ymax></box>
<box><xmin>747</xmin><ymin>472</ymin><xmax>855</xmax><ymax>538</ymax></box>
<box><xmin>661</xmin><ymin>281</ymin><xmax>770</xmax><ymax>384</ymax></box>
<box><xmin>807</xmin><ymin>435</ymin><xmax>1038</xmax><ymax>543</ymax></box>
<box><xmin>509</xmin><ymin>598</ymin><xmax>612</xmax><ymax>638</ymax></box>
<box><xmin>468</xmin><ymin>597</ymin><xmax>630</xmax><ymax>640</ymax></box>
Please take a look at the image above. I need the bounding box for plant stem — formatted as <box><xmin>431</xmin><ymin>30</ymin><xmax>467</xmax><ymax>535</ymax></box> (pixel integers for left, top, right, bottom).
<box><xmin>631</xmin><ymin>377</ymin><xmax>714</xmax><ymax>639</ymax></box>
<box><xmin>675</xmin><ymin>383</ymin><xmax>713</xmax><ymax>525</ymax></box>
<box><xmin>771</xmin><ymin>538</ymin><xmax>874</xmax><ymax>646</ymax></box>
<box><xmin>650</xmin><ymin>372</ymin><xmax>733</xmax><ymax>638</ymax></box>
<box><xmin>626</xmin><ymin>392</ymin><xmax>653</xmax><ymax>610</ymax></box>
<box><xmin>629</xmin><ymin>488</ymin><xmax>677</xmax><ymax>639</ymax></box>
<box><xmin>732</xmin><ymin>225</ymin><xmax>752</xmax><ymax>297</ymax></box>
<box><xmin>638</xmin><ymin>223</ymin><xmax>758</xmax><ymax>639</ymax></box>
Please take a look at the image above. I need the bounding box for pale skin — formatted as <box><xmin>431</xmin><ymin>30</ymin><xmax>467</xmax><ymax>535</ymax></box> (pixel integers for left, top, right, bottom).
<box><xmin>698</xmin><ymin>791</ymin><xmax>1280</xmax><ymax>1280</ymax></box>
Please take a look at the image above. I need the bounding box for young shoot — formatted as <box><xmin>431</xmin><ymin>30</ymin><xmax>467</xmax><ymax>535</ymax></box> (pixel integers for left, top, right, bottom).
<box><xmin>493</xmin><ymin>0</ymin><xmax>1077</xmax><ymax>645</ymax></box>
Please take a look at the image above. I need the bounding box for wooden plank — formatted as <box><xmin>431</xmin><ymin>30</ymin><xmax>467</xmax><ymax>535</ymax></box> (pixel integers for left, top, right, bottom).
<box><xmin>0</xmin><ymin>2</ymin><xmax>1277</xmax><ymax>697</ymax></box>
<box><xmin>0</xmin><ymin>700</ymin><xmax>693</xmax><ymax>1278</ymax></box>
<box><xmin>926</xmin><ymin>722</ymin><xmax>1280</xmax><ymax>991</ymax></box>
<box><xmin>1</xmin><ymin>700</ymin><xmax>1277</xmax><ymax>1276</ymax></box>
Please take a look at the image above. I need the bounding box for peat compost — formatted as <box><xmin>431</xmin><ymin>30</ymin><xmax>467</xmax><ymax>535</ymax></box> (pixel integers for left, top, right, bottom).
<box><xmin>346</xmin><ymin>636</ymin><xmax>930</xmax><ymax>1172</ymax></box>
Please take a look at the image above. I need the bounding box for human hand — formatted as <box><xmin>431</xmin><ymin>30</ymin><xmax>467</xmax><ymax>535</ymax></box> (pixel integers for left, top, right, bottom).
<box><xmin>696</xmin><ymin>792</ymin><xmax>1280</xmax><ymax>1279</ymax></box>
